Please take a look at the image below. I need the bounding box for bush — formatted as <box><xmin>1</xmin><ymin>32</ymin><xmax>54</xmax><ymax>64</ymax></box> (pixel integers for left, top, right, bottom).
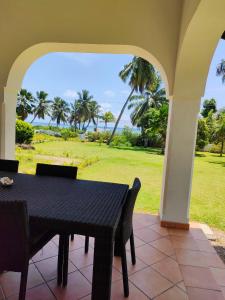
<box><xmin>86</xmin><ymin>131</ymin><xmax>111</xmax><ymax>143</ymax></box>
<box><xmin>110</xmin><ymin>135</ymin><xmax>132</xmax><ymax>147</ymax></box>
<box><xmin>61</xmin><ymin>129</ymin><xmax>78</xmax><ymax>140</ymax></box>
<box><xmin>16</xmin><ymin>120</ymin><xmax>34</xmax><ymax>144</ymax></box>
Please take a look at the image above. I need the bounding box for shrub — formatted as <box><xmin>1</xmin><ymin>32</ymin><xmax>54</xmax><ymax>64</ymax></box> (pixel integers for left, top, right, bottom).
<box><xmin>16</xmin><ymin>120</ymin><xmax>34</xmax><ymax>144</ymax></box>
<box><xmin>110</xmin><ymin>135</ymin><xmax>131</xmax><ymax>147</ymax></box>
<box><xmin>61</xmin><ymin>129</ymin><xmax>78</xmax><ymax>140</ymax></box>
<box><xmin>86</xmin><ymin>131</ymin><xmax>111</xmax><ymax>143</ymax></box>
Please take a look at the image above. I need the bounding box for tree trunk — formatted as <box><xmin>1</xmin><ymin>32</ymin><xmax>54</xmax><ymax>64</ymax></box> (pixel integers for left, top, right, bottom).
<box><xmin>31</xmin><ymin>113</ymin><xmax>37</xmax><ymax>123</ymax></box>
<box><xmin>107</xmin><ymin>87</ymin><xmax>135</xmax><ymax>144</ymax></box>
<box><xmin>220</xmin><ymin>140</ymin><xmax>224</xmax><ymax>157</ymax></box>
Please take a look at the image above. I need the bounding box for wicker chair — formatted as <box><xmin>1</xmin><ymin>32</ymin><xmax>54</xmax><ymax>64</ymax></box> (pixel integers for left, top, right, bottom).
<box><xmin>35</xmin><ymin>163</ymin><xmax>78</xmax><ymax>285</ymax></box>
<box><xmin>70</xmin><ymin>178</ymin><xmax>141</xmax><ymax>296</ymax></box>
<box><xmin>0</xmin><ymin>159</ymin><xmax>19</xmax><ymax>173</ymax></box>
<box><xmin>0</xmin><ymin>201</ymin><xmax>55</xmax><ymax>300</ymax></box>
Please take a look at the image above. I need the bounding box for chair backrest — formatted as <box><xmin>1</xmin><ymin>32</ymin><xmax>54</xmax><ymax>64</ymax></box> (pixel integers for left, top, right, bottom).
<box><xmin>0</xmin><ymin>201</ymin><xmax>29</xmax><ymax>272</ymax></box>
<box><xmin>36</xmin><ymin>163</ymin><xmax>78</xmax><ymax>179</ymax></box>
<box><xmin>119</xmin><ymin>178</ymin><xmax>141</xmax><ymax>241</ymax></box>
<box><xmin>0</xmin><ymin>159</ymin><xmax>19</xmax><ymax>173</ymax></box>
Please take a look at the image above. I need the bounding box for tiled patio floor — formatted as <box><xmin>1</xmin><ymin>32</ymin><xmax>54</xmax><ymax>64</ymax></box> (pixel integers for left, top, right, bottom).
<box><xmin>0</xmin><ymin>213</ymin><xmax>225</xmax><ymax>299</ymax></box>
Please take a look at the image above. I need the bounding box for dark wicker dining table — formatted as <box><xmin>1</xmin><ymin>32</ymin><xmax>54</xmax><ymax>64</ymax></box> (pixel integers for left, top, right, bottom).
<box><xmin>0</xmin><ymin>171</ymin><xmax>129</xmax><ymax>300</ymax></box>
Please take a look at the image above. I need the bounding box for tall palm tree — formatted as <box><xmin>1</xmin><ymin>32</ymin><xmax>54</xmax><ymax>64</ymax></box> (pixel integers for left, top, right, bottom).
<box><xmin>16</xmin><ymin>89</ymin><xmax>35</xmax><ymax>121</ymax></box>
<box><xmin>76</xmin><ymin>90</ymin><xmax>94</xmax><ymax>131</ymax></box>
<box><xmin>69</xmin><ymin>100</ymin><xmax>80</xmax><ymax>130</ymax></box>
<box><xmin>102</xmin><ymin>111</ymin><xmax>115</xmax><ymax>130</ymax></box>
<box><xmin>51</xmin><ymin>97</ymin><xmax>70</xmax><ymax>126</ymax></box>
<box><xmin>31</xmin><ymin>91</ymin><xmax>51</xmax><ymax>123</ymax></box>
<box><xmin>108</xmin><ymin>56</ymin><xmax>156</xmax><ymax>144</ymax></box>
<box><xmin>89</xmin><ymin>100</ymin><xmax>101</xmax><ymax>131</ymax></box>
<box><xmin>216</xmin><ymin>59</ymin><xmax>225</xmax><ymax>83</ymax></box>
<box><xmin>128</xmin><ymin>76</ymin><xmax>167</xmax><ymax>125</ymax></box>
<box><xmin>214</xmin><ymin>112</ymin><xmax>225</xmax><ymax>157</ymax></box>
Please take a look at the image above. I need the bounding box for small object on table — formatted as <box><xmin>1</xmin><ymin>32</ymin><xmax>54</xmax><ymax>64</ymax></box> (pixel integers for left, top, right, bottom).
<box><xmin>0</xmin><ymin>177</ymin><xmax>14</xmax><ymax>186</ymax></box>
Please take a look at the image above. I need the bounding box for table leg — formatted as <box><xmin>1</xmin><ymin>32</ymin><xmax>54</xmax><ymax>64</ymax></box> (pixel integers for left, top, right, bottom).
<box><xmin>92</xmin><ymin>237</ymin><xmax>113</xmax><ymax>300</ymax></box>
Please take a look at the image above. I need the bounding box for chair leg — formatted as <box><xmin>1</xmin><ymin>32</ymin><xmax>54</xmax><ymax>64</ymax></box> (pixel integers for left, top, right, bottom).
<box><xmin>71</xmin><ymin>234</ymin><xmax>74</xmax><ymax>241</ymax></box>
<box><xmin>85</xmin><ymin>236</ymin><xmax>89</xmax><ymax>253</ymax></box>
<box><xmin>130</xmin><ymin>231</ymin><xmax>136</xmax><ymax>265</ymax></box>
<box><xmin>19</xmin><ymin>264</ymin><xmax>29</xmax><ymax>300</ymax></box>
<box><xmin>121</xmin><ymin>244</ymin><xmax>129</xmax><ymax>297</ymax></box>
<box><xmin>57</xmin><ymin>235</ymin><xmax>64</xmax><ymax>285</ymax></box>
<box><xmin>63</xmin><ymin>234</ymin><xmax>69</xmax><ymax>287</ymax></box>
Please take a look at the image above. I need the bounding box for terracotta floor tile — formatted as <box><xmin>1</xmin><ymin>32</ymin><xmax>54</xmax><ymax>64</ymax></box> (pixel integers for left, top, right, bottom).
<box><xmin>168</xmin><ymin>228</ymin><xmax>193</xmax><ymax>238</ymax></box>
<box><xmin>0</xmin><ymin>264</ymin><xmax>44</xmax><ymax>298</ymax></box>
<box><xmin>210</xmin><ymin>267</ymin><xmax>225</xmax><ymax>287</ymax></box>
<box><xmin>113</xmin><ymin>253</ymin><xmax>147</xmax><ymax>275</ymax></box>
<box><xmin>129</xmin><ymin>267</ymin><xmax>173</xmax><ymax>298</ymax></box>
<box><xmin>203</xmin><ymin>252</ymin><xmax>225</xmax><ymax>268</ymax></box>
<box><xmin>190</xmin><ymin>228</ymin><xmax>208</xmax><ymax>240</ymax></box>
<box><xmin>8</xmin><ymin>284</ymin><xmax>55</xmax><ymax>300</ymax></box>
<box><xmin>135</xmin><ymin>244</ymin><xmax>166</xmax><ymax>265</ymax></box>
<box><xmin>155</xmin><ymin>286</ymin><xmax>188</xmax><ymax>300</ymax></box>
<box><xmin>35</xmin><ymin>256</ymin><xmax>76</xmax><ymax>282</ymax></box>
<box><xmin>180</xmin><ymin>265</ymin><xmax>219</xmax><ymax>290</ymax></box>
<box><xmin>81</xmin><ymin>280</ymin><xmax>149</xmax><ymax>300</ymax></box>
<box><xmin>32</xmin><ymin>241</ymin><xmax>58</xmax><ymax>262</ymax></box>
<box><xmin>80</xmin><ymin>265</ymin><xmax>122</xmax><ymax>283</ymax></box>
<box><xmin>195</xmin><ymin>239</ymin><xmax>216</xmax><ymax>253</ymax></box>
<box><xmin>151</xmin><ymin>256</ymin><xmax>182</xmax><ymax>283</ymax></box>
<box><xmin>69</xmin><ymin>247</ymin><xmax>94</xmax><ymax>269</ymax></box>
<box><xmin>176</xmin><ymin>281</ymin><xmax>187</xmax><ymax>292</ymax></box>
<box><xmin>150</xmin><ymin>224</ymin><xmax>169</xmax><ymax>237</ymax></box>
<box><xmin>133</xmin><ymin>214</ymin><xmax>159</xmax><ymax>227</ymax></box>
<box><xmin>48</xmin><ymin>270</ymin><xmax>91</xmax><ymax>300</ymax></box>
<box><xmin>126</xmin><ymin>236</ymin><xmax>146</xmax><ymax>251</ymax></box>
<box><xmin>135</xmin><ymin>227</ymin><xmax>162</xmax><ymax>243</ymax></box>
<box><xmin>176</xmin><ymin>248</ymin><xmax>208</xmax><ymax>267</ymax></box>
<box><xmin>150</xmin><ymin>237</ymin><xmax>175</xmax><ymax>256</ymax></box>
<box><xmin>170</xmin><ymin>235</ymin><xmax>199</xmax><ymax>251</ymax></box>
<box><xmin>187</xmin><ymin>287</ymin><xmax>224</xmax><ymax>300</ymax></box>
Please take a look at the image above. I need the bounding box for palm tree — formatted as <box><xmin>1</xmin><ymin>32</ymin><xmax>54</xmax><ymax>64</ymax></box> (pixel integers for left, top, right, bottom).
<box><xmin>102</xmin><ymin>111</ymin><xmax>115</xmax><ymax>130</ymax></box>
<box><xmin>108</xmin><ymin>56</ymin><xmax>156</xmax><ymax>144</ymax></box>
<box><xmin>216</xmin><ymin>59</ymin><xmax>225</xmax><ymax>83</ymax></box>
<box><xmin>76</xmin><ymin>90</ymin><xmax>94</xmax><ymax>131</ymax></box>
<box><xmin>128</xmin><ymin>76</ymin><xmax>167</xmax><ymax>126</ymax></box>
<box><xmin>16</xmin><ymin>89</ymin><xmax>35</xmax><ymax>121</ymax></box>
<box><xmin>51</xmin><ymin>97</ymin><xmax>70</xmax><ymax>126</ymax></box>
<box><xmin>214</xmin><ymin>112</ymin><xmax>225</xmax><ymax>157</ymax></box>
<box><xmin>89</xmin><ymin>100</ymin><xmax>101</xmax><ymax>131</ymax></box>
<box><xmin>31</xmin><ymin>91</ymin><xmax>51</xmax><ymax>123</ymax></box>
<box><xmin>69</xmin><ymin>100</ymin><xmax>80</xmax><ymax>130</ymax></box>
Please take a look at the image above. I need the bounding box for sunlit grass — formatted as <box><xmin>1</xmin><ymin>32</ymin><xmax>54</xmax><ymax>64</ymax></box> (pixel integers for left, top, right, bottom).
<box><xmin>16</xmin><ymin>140</ymin><xmax>225</xmax><ymax>231</ymax></box>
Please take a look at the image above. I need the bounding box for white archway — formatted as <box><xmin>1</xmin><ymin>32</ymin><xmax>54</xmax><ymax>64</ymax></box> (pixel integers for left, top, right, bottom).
<box><xmin>2</xmin><ymin>42</ymin><xmax>170</xmax><ymax>159</ymax></box>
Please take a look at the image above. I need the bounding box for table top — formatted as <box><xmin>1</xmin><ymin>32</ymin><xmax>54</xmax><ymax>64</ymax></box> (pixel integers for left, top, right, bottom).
<box><xmin>0</xmin><ymin>172</ymin><xmax>129</xmax><ymax>238</ymax></box>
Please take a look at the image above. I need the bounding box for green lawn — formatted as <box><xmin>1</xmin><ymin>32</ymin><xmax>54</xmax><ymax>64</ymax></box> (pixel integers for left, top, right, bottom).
<box><xmin>16</xmin><ymin>140</ymin><xmax>225</xmax><ymax>231</ymax></box>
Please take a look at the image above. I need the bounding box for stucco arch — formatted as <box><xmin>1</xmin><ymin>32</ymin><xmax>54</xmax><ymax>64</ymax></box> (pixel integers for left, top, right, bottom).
<box><xmin>6</xmin><ymin>42</ymin><xmax>170</xmax><ymax>96</ymax></box>
<box><xmin>173</xmin><ymin>0</ymin><xmax>225</xmax><ymax>100</ymax></box>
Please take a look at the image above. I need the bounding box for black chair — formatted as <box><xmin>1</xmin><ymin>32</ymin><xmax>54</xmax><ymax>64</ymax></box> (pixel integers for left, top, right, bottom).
<box><xmin>35</xmin><ymin>163</ymin><xmax>78</xmax><ymax>242</ymax></box>
<box><xmin>0</xmin><ymin>201</ymin><xmax>55</xmax><ymax>300</ymax></box>
<box><xmin>0</xmin><ymin>159</ymin><xmax>19</xmax><ymax>173</ymax></box>
<box><xmin>81</xmin><ymin>178</ymin><xmax>141</xmax><ymax>296</ymax></box>
<box><xmin>35</xmin><ymin>163</ymin><xmax>78</xmax><ymax>286</ymax></box>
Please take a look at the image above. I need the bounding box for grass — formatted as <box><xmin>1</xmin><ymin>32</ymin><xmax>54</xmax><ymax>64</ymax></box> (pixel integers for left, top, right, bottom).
<box><xmin>16</xmin><ymin>139</ymin><xmax>225</xmax><ymax>231</ymax></box>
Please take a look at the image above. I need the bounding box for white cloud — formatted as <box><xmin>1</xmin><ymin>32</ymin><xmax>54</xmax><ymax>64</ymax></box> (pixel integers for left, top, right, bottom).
<box><xmin>63</xmin><ymin>89</ymin><xmax>77</xmax><ymax>98</ymax></box>
<box><xmin>103</xmin><ymin>90</ymin><xmax>115</xmax><ymax>98</ymax></box>
<box><xmin>100</xmin><ymin>102</ymin><xmax>112</xmax><ymax>111</ymax></box>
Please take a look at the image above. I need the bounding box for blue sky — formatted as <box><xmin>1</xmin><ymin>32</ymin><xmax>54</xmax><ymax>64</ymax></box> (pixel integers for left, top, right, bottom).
<box><xmin>23</xmin><ymin>39</ymin><xmax>225</xmax><ymax>126</ymax></box>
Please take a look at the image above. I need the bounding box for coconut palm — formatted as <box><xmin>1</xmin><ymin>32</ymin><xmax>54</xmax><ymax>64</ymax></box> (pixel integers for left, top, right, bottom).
<box><xmin>108</xmin><ymin>56</ymin><xmax>156</xmax><ymax>144</ymax></box>
<box><xmin>102</xmin><ymin>111</ymin><xmax>115</xmax><ymax>130</ymax></box>
<box><xmin>16</xmin><ymin>89</ymin><xmax>35</xmax><ymax>121</ymax></box>
<box><xmin>216</xmin><ymin>59</ymin><xmax>225</xmax><ymax>84</ymax></box>
<box><xmin>51</xmin><ymin>97</ymin><xmax>70</xmax><ymax>126</ymax></box>
<box><xmin>76</xmin><ymin>90</ymin><xmax>94</xmax><ymax>131</ymax></box>
<box><xmin>69</xmin><ymin>100</ymin><xmax>80</xmax><ymax>130</ymax></box>
<box><xmin>128</xmin><ymin>76</ymin><xmax>167</xmax><ymax>126</ymax></box>
<box><xmin>89</xmin><ymin>100</ymin><xmax>101</xmax><ymax>131</ymax></box>
<box><xmin>31</xmin><ymin>91</ymin><xmax>51</xmax><ymax>123</ymax></box>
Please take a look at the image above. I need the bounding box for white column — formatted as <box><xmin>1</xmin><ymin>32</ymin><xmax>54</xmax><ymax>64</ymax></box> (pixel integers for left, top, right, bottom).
<box><xmin>160</xmin><ymin>97</ymin><xmax>201</xmax><ymax>227</ymax></box>
<box><xmin>0</xmin><ymin>87</ymin><xmax>17</xmax><ymax>159</ymax></box>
